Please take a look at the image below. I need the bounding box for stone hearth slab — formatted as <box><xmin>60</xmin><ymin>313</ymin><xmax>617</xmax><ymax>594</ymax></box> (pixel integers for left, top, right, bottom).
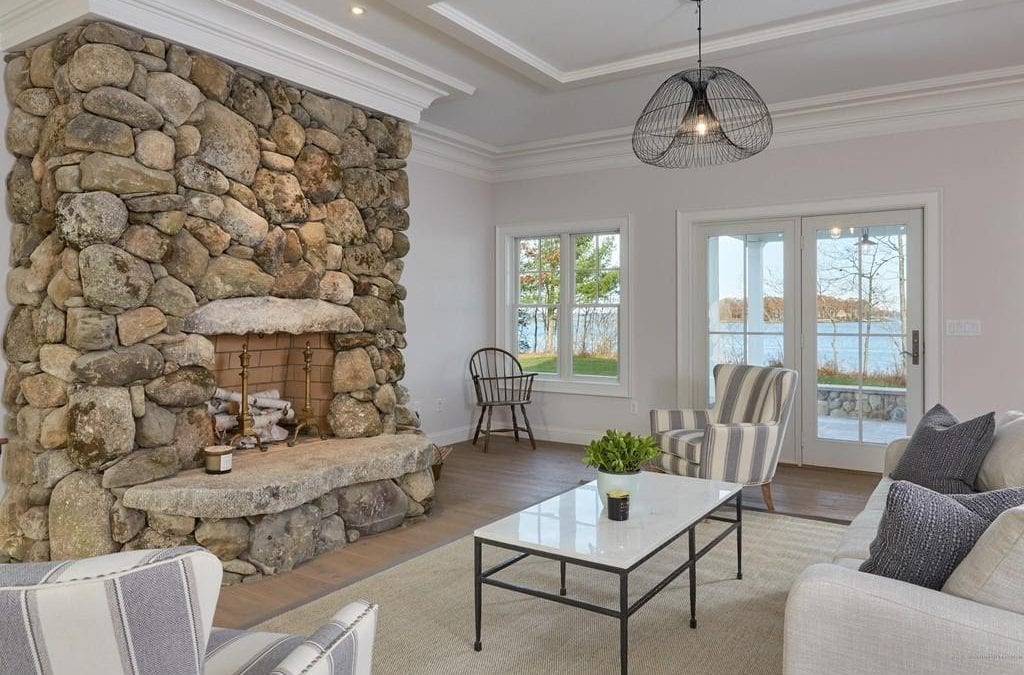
<box><xmin>183</xmin><ymin>297</ymin><xmax>364</xmax><ymax>335</ymax></box>
<box><xmin>122</xmin><ymin>435</ymin><xmax>432</xmax><ymax>518</ymax></box>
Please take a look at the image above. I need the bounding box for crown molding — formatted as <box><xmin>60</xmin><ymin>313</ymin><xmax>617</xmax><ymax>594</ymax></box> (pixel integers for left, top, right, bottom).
<box><xmin>427</xmin><ymin>0</ymin><xmax>976</xmax><ymax>88</ymax></box>
<box><xmin>0</xmin><ymin>0</ymin><xmax>476</xmax><ymax>122</ymax></box>
<box><xmin>413</xmin><ymin>65</ymin><xmax>1024</xmax><ymax>183</ymax></box>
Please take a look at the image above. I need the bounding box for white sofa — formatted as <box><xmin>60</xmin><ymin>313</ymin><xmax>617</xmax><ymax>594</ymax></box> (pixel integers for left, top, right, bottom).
<box><xmin>783</xmin><ymin>439</ymin><xmax>1024</xmax><ymax>674</ymax></box>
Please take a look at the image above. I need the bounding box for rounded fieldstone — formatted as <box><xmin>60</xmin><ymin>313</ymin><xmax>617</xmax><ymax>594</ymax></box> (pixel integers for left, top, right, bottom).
<box><xmin>145</xmin><ymin>72</ymin><xmax>204</xmax><ymax>126</ymax></box>
<box><xmin>328</xmin><ymin>395</ymin><xmax>383</xmax><ymax>438</ymax></box>
<box><xmin>306</xmin><ymin>128</ymin><xmax>344</xmax><ymax>154</ymax></box>
<box><xmin>295</xmin><ymin>145</ymin><xmax>342</xmax><ymax>203</ymax></box>
<box><xmin>332</xmin><ymin>349</ymin><xmax>375</xmax><ymax>393</ymax></box>
<box><xmin>5</xmin><ymin>55</ymin><xmax>31</xmax><ymax>101</ymax></box>
<box><xmin>82</xmin><ymin>86</ymin><xmax>164</xmax><ymax>130</ymax></box>
<box><xmin>103</xmin><ymin>447</ymin><xmax>179</xmax><ymax>488</ymax></box>
<box><xmin>269</xmin><ymin>115</ymin><xmax>304</xmax><ymax>158</ymax></box>
<box><xmin>7</xmin><ymin>158</ymin><xmax>41</xmax><ymax>222</ymax></box>
<box><xmin>116</xmin><ymin>306</ymin><xmax>167</xmax><ymax>345</ymax></box>
<box><xmin>39</xmin><ymin>343</ymin><xmax>79</xmax><ymax>382</ymax></box>
<box><xmin>4</xmin><ymin>306</ymin><xmax>40</xmax><ymax>363</ymax></box>
<box><xmin>195</xmin><ymin>518</ymin><xmax>250</xmax><ymax>560</ymax></box>
<box><xmin>49</xmin><ymin>472</ymin><xmax>119</xmax><ymax>559</ymax></box>
<box><xmin>66</xmin><ymin>307</ymin><xmax>117</xmax><ymax>350</ymax></box>
<box><xmin>342</xmin><ymin>168</ymin><xmax>389</xmax><ymax>208</ymax></box>
<box><xmin>337</xmin><ymin>479</ymin><xmax>408</xmax><ymax>535</ymax></box>
<box><xmin>175</xmin><ymin>157</ymin><xmax>229</xmax><ymax>195</ymax></box>
<box><xmin>147</xmin><ymin>276</ymin><xmax>198</xmax><ymax>317</ymax></box>
<box><xmin>144</xmin><ymin>366</ymin><xmax>216</xmax><ymax>407</ymax></box>
<box><xmin>343</xmin><ymin>243</ymin><xmax>386</xmax><ymax>276</ymax></box>
<box><xmin>301</xmin><ymin>92</ymin><xmax>352</xmax><ymax>137</ymax></box>
<box><xmin>190</xmin><ymin>53</ymin><xmax>235</xmax><ymax>103</ymax></box>
<box><xmin>67</xmin><ymin>386</ymin><xmax>135</xmax><ymax>469</ymax></box>
<box><xmin>6</xmin><ymin>107</ymin><xmax>43</xmax><ymax>157</ymax></box>
<box><xmin>252</xmin><ymin>169</ymin><xmax>309</xmax><ymax>224</ymax></box>
<box><xmin>163</xmin><ymin>229</ymin><xmax>211</xmax><ymax>287</ymax></box>
<box><xmin>20</xmin><ymin>373</ymin><xmax>68</xmax><ymax>408</ymax></box>
<box><xmin>79</xmin><ymin>244</ymin><xmax>155</xmax><ymax>309</ymax></box>
<box><xmin>218</xmin><ymin>197</ymin><xmax>269</xmax><ymax>247</ymax></box>
<box><xmin>16</xmin><ymin>88</ymin><xmax>56</xmax><ymax>116</ymax></box>
<box><xmin>271</xmin><ymin>262</ymin><xmax>319</xmax><ymax>299</ymax></box>
<box><xmin>197</xmin><ymin>256</ymin><xmax>274</xmax><ymax>299</ymax></box>
<box><xmin>82</xmin><ymin>21</ymin><xmax>145</xmax><ymax>51</ymax></box>
<box><xmin>79</xmin><ymin>153</ymin><xmax>177</xmax><ymax>194</ymax></box>
<box><xmin>247</xmin><ymin>505</ymin><xmax>320</xmax><ymax>573</ymax></box>
<box><xmin>230</xmin><ymin>77</ymin><xmax>272</xmax><ymax>128</ymax></box>
<box><xmin>71</xmin><ymin>344</ymin><xmax>165</xmax><ymax>386</ymax></box>
<box><xmin>319</xmin><ymin>271</ymin><xmax>354</xmax><ymax>304</ymax></box>
<box><xmin>196</xmin><ymin>101</ymin><xmax>260</xmax><ymax>185</ymax></box>
<box><xmin>68</xmin><ymin>43</ymin><xmax>134</xmax><ymax>91</ymax></box>
<box><xmin>111</xmin><ymin>504</ymin><xmax>146</xmax><ymax>543</ymax></box>
<box><xmin>159</xmin><ymin>334</ymin><xmax>215</xmax><ymax>370</ymax></box>
<box><xmin>120</xmin><ymin>224</ymin><xmax>169</xmax><ymax>263</ymax></box>
<box><xmin>335</xmin><ymin>129</ymin><xmax>376</xmax><ymax>169</ymax></box>
<box><xmin>135</xmin><ymin>130</ymin><xmax>175</xmax><ymax>171</ymax></box>
<box><xmin>56</xmin><ymin>191</ymin><xmax>129</xmax><ymax>249</ymax></box>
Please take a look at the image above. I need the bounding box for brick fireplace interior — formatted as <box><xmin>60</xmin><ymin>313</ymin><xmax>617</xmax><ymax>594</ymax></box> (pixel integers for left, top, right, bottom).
<box><xmin>211</xmin><ymin>333</ymin><xmax>335</xmax><ymax>439</ymax></box>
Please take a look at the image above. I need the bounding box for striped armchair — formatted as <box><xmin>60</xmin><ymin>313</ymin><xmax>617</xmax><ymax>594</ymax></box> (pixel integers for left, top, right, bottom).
<box><xmin>651</xmin><ymin>364</ymin><xmax>798</xmax><ymax>511</ymax></box>
<box><xmin>0</xmin><ymin>546</ymin><xmax>377</xmax><ymax>675</ymax></box>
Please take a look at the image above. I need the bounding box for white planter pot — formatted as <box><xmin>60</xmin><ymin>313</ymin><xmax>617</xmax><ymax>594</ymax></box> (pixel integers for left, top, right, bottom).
<box><xmin>596</xmin><ymin>470</ymin><xmax>640</xmax><ymax>508</ymax></box>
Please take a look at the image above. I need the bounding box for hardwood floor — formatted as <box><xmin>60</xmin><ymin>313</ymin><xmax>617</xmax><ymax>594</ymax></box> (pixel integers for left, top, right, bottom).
<box><xmin>214</xmin><ymin>436</ymin><xmax>878</xmax><ymax>628</ymax></box>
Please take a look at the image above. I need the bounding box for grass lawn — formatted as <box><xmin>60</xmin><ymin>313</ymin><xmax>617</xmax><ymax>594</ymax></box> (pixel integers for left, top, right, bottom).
<box><xmin>817</xmin><ymin>372</ymin><xmax>906</xmax><ymax>388</ymax></box>
<box><xmin>519</xmin><ymin>353</ymin><xmax>619</xmax><ymax>377</ymax></box>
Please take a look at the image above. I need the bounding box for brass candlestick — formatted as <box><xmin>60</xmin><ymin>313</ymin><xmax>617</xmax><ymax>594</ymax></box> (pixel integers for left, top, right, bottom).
<box><xmin>229</xmin><ymin>337</ymin><xmax>264</xmax><ymax>451</ymax></box>
<box><xmin>289</xmin><ymin>341</ymin><xmax>326</xmax><ymax>446</ymax></box>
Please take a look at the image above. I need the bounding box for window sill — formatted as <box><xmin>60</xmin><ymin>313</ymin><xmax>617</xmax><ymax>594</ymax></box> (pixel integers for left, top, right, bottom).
<box><xmin>529</xmin><ymin>377</ymin><xmax>630</xmax><ymax>398</ymax></box>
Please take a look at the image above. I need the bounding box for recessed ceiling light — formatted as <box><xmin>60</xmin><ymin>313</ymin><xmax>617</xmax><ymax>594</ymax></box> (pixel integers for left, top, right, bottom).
<box><xmin>351</xmin><ymin>5</ymin><xmax>365</xmax><ymax>15</ymax></box>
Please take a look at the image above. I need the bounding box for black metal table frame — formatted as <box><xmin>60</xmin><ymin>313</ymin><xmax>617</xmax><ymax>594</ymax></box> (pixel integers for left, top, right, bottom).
<box><xmin>473</xmin><ymin>492</ymin><xmax>741</xmax><ymax>675</ymax></box>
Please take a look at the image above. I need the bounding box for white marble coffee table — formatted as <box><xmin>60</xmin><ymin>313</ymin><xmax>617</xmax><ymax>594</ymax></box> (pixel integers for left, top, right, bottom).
<box><xmin>473</xmin><ymin>471</ymin><xmax>744</xmax><ymax>675</ymax></box>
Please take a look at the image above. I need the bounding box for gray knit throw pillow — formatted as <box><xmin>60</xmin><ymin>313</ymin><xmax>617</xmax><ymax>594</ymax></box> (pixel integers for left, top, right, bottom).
<box><xmin>891</xmin><ymin>404</ymin><xmax>995</xmax><ymax>494</ymax></box>
<box><xmin>860</xmin><ymin>481</ymin><xmax>1024</xmax><ymax>589</ymax></box>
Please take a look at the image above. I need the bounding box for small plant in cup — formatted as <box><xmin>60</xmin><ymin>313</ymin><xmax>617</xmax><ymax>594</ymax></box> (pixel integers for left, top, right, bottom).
<box><xmin>583</xmin><ymin>430</ymin><xmax>659</xmax><ymax>506</ymax></box>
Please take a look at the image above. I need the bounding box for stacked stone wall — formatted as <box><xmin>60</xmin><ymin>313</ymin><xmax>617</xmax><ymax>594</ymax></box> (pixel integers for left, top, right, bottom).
<box><xmin>1</xmin><ymin>21</ymin><xmax>420</xmax><ymax>563</ymax></box>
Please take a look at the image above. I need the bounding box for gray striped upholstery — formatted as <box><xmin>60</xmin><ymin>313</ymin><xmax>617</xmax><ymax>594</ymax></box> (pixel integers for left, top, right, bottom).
<box><xmin>0</xmin><ymin>546</ymin><xmax>222</xmax><ymax>675</ymax></box>
<box><xmin>206</xmin><ymin>600</ymin><xmax>378</xmax><ymax>675</ymax></box>
<box><xmin>651</xmin><ymin>364</ymin><xmax>798</xmax><ymax>485</ymax></box>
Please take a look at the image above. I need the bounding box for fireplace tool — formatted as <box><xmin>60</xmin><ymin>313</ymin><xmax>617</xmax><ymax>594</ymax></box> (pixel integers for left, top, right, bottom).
<box><xmin>229</xmin><ymin>335</ymin><xmax>264</xmax><ymax>451</ymax></box>
<box><xmin>289</xmin><ymin>340</ymin><xmax>327</xmax><ymax>446</ymax></box>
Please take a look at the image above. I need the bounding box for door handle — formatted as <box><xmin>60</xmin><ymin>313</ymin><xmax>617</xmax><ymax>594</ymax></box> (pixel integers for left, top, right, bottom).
<box><xmin>900</xmin><ymin>330</ymin><xmax>920</xmax><ymax>366</ymax></box>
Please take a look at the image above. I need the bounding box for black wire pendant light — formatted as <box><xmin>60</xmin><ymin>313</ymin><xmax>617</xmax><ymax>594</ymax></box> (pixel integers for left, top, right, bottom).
<box><xmin>632</xmin><ymin>0</ymin><xmax>773</xmax><ymax>168</ymax></box>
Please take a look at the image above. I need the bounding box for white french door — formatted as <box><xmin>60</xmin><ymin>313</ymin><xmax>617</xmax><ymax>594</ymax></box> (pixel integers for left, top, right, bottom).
<box><xmin>695</xmin><ymin>209</ymin><xmax>925</xmax><ymax>471</ymax></box>
<box><xmin>800</xmin><ymin>210</ymin><xmax>924</xmax><ymax>471</ymax></box>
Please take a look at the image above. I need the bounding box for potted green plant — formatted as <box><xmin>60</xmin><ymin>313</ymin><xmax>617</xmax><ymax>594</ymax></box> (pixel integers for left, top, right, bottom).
<box><xmin>583</xmin><ymin>430</ymin><xmax>659</xmax><ymax>506</ymax></box>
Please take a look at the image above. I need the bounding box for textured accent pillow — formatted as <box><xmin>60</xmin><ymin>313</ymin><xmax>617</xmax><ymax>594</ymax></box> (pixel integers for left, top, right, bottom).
<box><xmin>891</xmin><ymin>404</ymin><xmax>995</xmax><ymax>493</ymax></box>
<box><xmin>943</xmin><ymin>506</ymin><xmax>1024</xmax><ymax>613</ymax></box>
<box><xmin>950</xmin><ymin>486</ymin><xmax>1024</xmax><ymax>521</ymax></box>
<box><xmin>976</xmin><ymin>411</ymin><xmax>1024</xmax><ymax>491</ymax></box>
<box><xmin>860</xmin><ymin>481</ymin><xmax>1005</xmax><ymax>590</ymax></box>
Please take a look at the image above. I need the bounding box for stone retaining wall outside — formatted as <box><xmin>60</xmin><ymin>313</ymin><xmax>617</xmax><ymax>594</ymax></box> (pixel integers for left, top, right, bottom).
<box><xmin>816</xmin><ymin>384</ymin><xmax>907</xmax><ymax>421</ymax></box>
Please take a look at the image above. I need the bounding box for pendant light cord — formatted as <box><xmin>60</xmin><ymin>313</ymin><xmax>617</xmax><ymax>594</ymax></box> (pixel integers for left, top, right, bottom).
<box><xmin>696</xmin><ymin>0</ymin><xmax>703</xmax><ymax>73</ymax></box>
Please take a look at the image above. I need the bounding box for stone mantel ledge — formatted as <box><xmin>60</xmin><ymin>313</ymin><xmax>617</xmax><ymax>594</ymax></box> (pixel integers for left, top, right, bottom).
<box><xmin>183</xmin><ymin>298</ymin><xmax>365</xmax><ymax>335</ymax></box>
<box><xmin>122</xmin><ymin>435</ymin><xmax>433</xmax><ymax>518</ymax></box>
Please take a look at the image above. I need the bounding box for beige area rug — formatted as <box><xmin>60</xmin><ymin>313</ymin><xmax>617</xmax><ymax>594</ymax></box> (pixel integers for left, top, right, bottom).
<box><xmin>256</xmin><ymin>511</ymin><xmax>843</xmax><ymax>674</ymax></box>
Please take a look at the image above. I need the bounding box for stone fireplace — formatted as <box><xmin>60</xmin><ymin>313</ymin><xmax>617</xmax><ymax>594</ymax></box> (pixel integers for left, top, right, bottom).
<box><xmin>0</xmin><ymin>21</ymin><xmax>433</xmax><ymax>579</ymax></box>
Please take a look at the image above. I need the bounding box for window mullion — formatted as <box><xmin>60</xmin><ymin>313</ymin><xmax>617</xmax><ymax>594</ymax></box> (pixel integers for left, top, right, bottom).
<box><xmin>560</xmin><ymin>233</ymin><xmax>573</xmax><ymax>381</ymax></box>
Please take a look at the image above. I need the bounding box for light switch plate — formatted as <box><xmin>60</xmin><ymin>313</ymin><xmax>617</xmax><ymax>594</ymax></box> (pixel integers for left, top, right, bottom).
<box><xmin>946</xmin><ymin>319</ymin><xmax>982</xmax><ymax>336</ymax></box>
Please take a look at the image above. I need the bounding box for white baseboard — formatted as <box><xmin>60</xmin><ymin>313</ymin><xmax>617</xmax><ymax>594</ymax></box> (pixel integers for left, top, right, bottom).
<box><xmin>423</xmin><ymin>424</ymin><xmax>647</xmax><ymax>447</ymax></box>
<box><xmin>424</xmin><ymin>425</ymin><xmax>473</xmax><ymax>446</ymax></box>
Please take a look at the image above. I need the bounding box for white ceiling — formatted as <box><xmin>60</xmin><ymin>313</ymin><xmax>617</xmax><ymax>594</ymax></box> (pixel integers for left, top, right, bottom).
<box><xmin>285</xmin><ymin>0</ymin><xmax>1024</xmax><ymax>146</ymax></box>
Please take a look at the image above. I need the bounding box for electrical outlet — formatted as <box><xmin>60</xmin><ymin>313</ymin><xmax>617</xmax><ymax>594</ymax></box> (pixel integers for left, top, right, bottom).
<box><xmin>946</xmin><ymin>319</ymin><xmax>982</xmax><ymax>336</ymax></box>
<box><xmin>629</xmin><ymin>401</ymin><xmax>639</xmax><ymax>415</ymax></box>
<box><xmin>435</xmin><ymin>398</ymin><xmax>445</xmax><ymax>413</ymax></box>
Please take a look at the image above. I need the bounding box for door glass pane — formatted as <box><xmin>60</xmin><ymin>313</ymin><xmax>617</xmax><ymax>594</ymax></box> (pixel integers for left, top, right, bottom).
<box><xmin>814</xmin><ymin>224</ymin><xmax>908</xmax><ymax>444</ymax></box>
<box><xmin>517</xmin><ymin>307</ymin><xmax>558</xmax><ymax>373</ymax></box>
<box><xmin>707</xmin><ymin>231</ymin><xmax>785</xmax><ymax>402</ymax></box>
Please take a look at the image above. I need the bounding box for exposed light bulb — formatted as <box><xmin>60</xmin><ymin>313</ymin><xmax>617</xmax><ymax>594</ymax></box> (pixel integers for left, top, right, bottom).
<box><xmin>351</xmin><ymin>5</ymin><xmax>365</xmax><ymax>15</ymax></box>
<box><xmin>828</xmin><ymin>227</ymin><xmax>843</xmax><ymax>239</ymax></box>
<box><xmin>695</xmin><ymin>116</ymin><xmax>708</xmax><ymax>136</ymax></box>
